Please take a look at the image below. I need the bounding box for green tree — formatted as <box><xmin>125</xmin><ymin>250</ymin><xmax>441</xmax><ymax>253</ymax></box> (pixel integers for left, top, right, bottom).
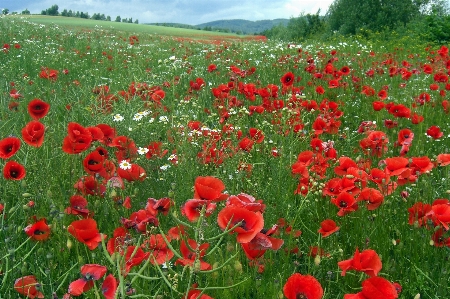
<box><xmin>2</xmin><ymin>8</ymin><xmax>9</xmax><ymax>15</ymax></box>
<box><xmin>115</xmin><ymin>16</ymin><xmax>121</xmax><ymax>22</ymax></box>
<box><xmin>326</xmin><ymin>0</ymin><xmax>444</xmax><ymax>35</ymax></box>
<box><xmin>21</xmin><ymin>9</ymin><xmax>30</xmax><ymax>15</ymax></box>
<box><xmin>46</xmin><ymin>4</ymin><xmax>59</xmax><ymax>16</ymax></box>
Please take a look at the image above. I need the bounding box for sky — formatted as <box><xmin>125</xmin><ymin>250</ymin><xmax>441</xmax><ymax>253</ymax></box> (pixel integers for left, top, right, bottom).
<box><xmin>2</xmin><ymin>0</ymin><xmax>335</xmax><ymax>25</ymax></box>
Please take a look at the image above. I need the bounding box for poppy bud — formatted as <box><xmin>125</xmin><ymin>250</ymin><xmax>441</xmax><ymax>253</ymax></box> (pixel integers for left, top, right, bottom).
<box><xmin>314</xmin><ymin>255</ymin><xmax>321</xmax><ymax>266</ymax></box>
<box><xmin>22</xmin><ymin>192</ymin><xmax>33</xmax><ymax>198</ymax></box>
<box><xmin>234</xmin><ymin>260</ymin><xmax>243</xmax><ymax>273</ymax></box>
<box><xmin>67</xmin><ymin>239</ymin><xmax>73</xmax><ymax>250</ymax></box>
<box><xmin>168</xmin><ymin>190</ymin><xmax>175</xmax><ymax>197</ymax></box>
<box><xmin>22</xmin><ymin>204</ymin><xmax>30</xmax><ymax>211</ymax></box>
<box><xmin>414</xmin><ymin>294</ymin><xmax>421</xmax><ymax>299</ymax></box>
<box><xmin>20</xmin><ymin>263</ymin><xmax>28</xmax><ymax>275</ymax></box>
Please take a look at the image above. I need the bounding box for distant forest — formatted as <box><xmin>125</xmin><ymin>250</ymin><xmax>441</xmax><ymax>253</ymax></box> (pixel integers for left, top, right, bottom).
<box><xmin>4</xmin><ymin>0</ymin><xmax>450</xmax><ymax>43</ymax></box>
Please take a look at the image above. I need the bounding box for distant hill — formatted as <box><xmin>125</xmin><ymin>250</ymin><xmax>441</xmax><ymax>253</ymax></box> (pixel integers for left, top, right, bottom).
<box><xmin>196</xmin><ymin>19</ymin><xmax>289</xmax><ymax>34</ymax></box>
<box><xmin>148</xmin><ymin>19</ymin><xmax>289</xmax><ymax>35</ymax></box>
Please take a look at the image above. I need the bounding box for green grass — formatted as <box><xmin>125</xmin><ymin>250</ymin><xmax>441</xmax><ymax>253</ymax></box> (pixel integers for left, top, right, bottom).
<box><xmin>1</xmin><ymin>16</ymin><xmax>450</xmax><ymax>299</ymax></box>
<box><xmin>6</xmin><ymin>15</ymin><xmax>249</xmax><ymax>39</ymax></box>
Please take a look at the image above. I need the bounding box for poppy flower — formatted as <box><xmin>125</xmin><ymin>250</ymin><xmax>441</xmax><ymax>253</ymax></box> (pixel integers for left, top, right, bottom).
<box><xmin>283</xmin><ymin>273</ymin><xmax>324</xmax><ymax>299</ymax></box>
<box><xmin>101</xmin><ymin>274</ymin><xmax>118</xmax><ymax>299</ymax></box>
<box><xmin>3</xmin><ymin>160</ymin><xmax>26</xmax><ymax>180</ymax></box>
<box><xmin>145</xmin><ymin>197</ymin><xmax>174</xmax><ymax>216</ymax></box>
<box><xmin>68</xmin><ymin>264</ymin><xmax>107</xmax><ymax>296</ymax></box>
<box><xmin>96</xmin><ymin>124</ymin><xmax>117</xmax><ymax>146</ymax></box>
<box><xmin>226</xmin><ymin>193</ymin><xmax>266</xmax><ymax>213</ymax></box>
<box><xmin>22</xmin><ymin>120</ymin><xmax>45</xmax><ymax>147</ymax></box>
<box><xmin>117</xmin><ymin>162</ymin><xmax>146</xmax><ymax>182</ymax></box>
<box><xmin>238</xmin><ymin>137</ymin><xmax>255</xmax><ymax>152</ymax></box>
<box><xmin>318</xmin><ymin>219</ymin><xmax>340</xmax><ymax>237</ymax></box>
<box><xmin>181</xmin><ymin>199</ymin><xmax>217</xmax><ymax>222</ymax></box>
<box><xmin>338</xmin><ymin>248</ymin><xmax>382</xmax><ymax>277</ymax></box>
<box><xmin>331</xmin><ymin>192</ymin><xmax>358</xmax><ymax>216</ymax></box>
<box><xmin>207</xmin><ymin>64</ymin><xmax>217</xmax><ymax>72</ymax></box>
<box><xmin>217</xmin><ymin>206</ymin><xmax>264</xmax><ymax>243</ymax></box>
<box><xmin>39</xmin><ymin>67</ymin><xmax>58</xmax><ymax>81</ymax></box>
<box><xmin>426</xmin><ymin>125</ymin><xmax>443</xmax><ymax>139</ymax></box>
<box><xmin>73</xmin><ymin>175</ymin><xmax>106</xmax><ymax>196</ymax></box>
<box><xmin>62</xmin><ymin>122</ymin><xmax>93</xmax><ymax>154</ymax></box>
<box><xmin>344</xmin><ymin>277</ymin><xmax>398</xmax><ymax>299</ymax></box>
<box><xmin>0</xmin><ymin>136</ymin><xmax>21</xmax><ymax>159</ymax></box>
<box><xmin>106</xmin><ymin>227</ymin><xmax>131</xmax><ymax>255</ymax></box>
<box><xmin>408</xmin><ymin>202</ymin><xmax>432</xmax><ymax>227</ymax></box>
<box><xmin>241</xmin><ymin>230</ymin><xmax>284</xmax><ymax>260</ymax></box>
<box><xmin>175</xmin><ymin>239</ymin><xmax>211</xmax><ymax>270</ymax></box>
<box><xmin>123</xmin><ymin>245</ymin><xmax>150</xmax><ymax>274</ymax></box>
<box><xmin>120</xmin><ymin>209</ymin><xmax>159</xmax><ymax>233</ymax></box>
<box><xmin>67</xmin><ymin>218</ymin><xmax>104</xmax><ymax>250</ymax></box>
<box><xmin>14</xmin><ymin>275</ymin><xmax>44</xmax><ymax>298</ymax></box>
<box><xmin>193</xmin><ymin>176</ymin><xmax>226</xmax><ymax>201</ymax></box>
<box><xmin>142</xmin><ymin>234</ymin><xmax>174</xmax><ymax>265</ymax></box>
<box><xmin>24</xmin><ymin>217</ymin><xmax>51</xmax><ymax>241</ymax></box>
<box><xmin>281</xmin><ymin>72</ymin><xmax>295</xmax><ymax>87</ymax></box>
<box><xmin>357</xmin><ymin>188</ymin><xmax>384</xmax><ymax>210</ymax></box>
<box><xmin>65</xmin><ymin>195</ymin><xmax>92</xmax><ymax>218</ymax></box>
<box><xmin>27</xmin><ymin>99</ymin><xmax>50</xmax><ymax>120</ymax></box>
<box><xmin>437</xmin><ymin>153</ymin><xmax>450</xmax><ymax>166</ymax></box>
<box><xmin>83</xmin><ymin>150</ymin><xmax>105</xmax><ymax>175</ymax></box>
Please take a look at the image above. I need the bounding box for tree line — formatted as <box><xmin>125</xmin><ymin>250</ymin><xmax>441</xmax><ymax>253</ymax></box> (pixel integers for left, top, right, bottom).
<box><xmin>1</xmin><ymin>5</ymin><xmax>139</xmax><ymax>24</ymax></box>
<box><xmin>263</xmin><ymin>0</ymin><xmax>450</xmax><ymax>43</ymax></box>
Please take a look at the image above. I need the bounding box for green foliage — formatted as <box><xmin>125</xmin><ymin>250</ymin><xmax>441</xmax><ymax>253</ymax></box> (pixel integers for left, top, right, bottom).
<box><xmin>2</xmin><ymin>8</ymin><xmax>9</xmax><ymax>15</ymax></box>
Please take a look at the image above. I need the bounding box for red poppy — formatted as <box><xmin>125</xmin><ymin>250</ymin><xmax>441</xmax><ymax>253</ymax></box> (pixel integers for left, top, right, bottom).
<box><xmin>22</xmin><ymin>120</ymin><xmax>45</xmax><ymax>147</ymax></box>
<box><xmin>101</xmin><ymin>274</ymin><xmax>118</xmax><ymax>299</ymax></box>
<box><xmin>24</xmin><ymin>217</ymin><xmax>51</xmax><ymax>241</ymax></box>
<box><xmin>428</xmin><ymin>203</ymin><xmax>450</xmax><ymax>230</ymax></box>
<box><xmin>283</xmin><ymin>273</ymin><xmax>324</xmax><ymax>299</ymax></box>
<box><xmin>437</xmin><ymin>153</ymin><xmax>450</xmax><ymax>166</ymax></box>
<box><xmin>39</xmin><ymin>67</ymin><xmax>58</xmax><ymax>81</ymax></box>
<box><xmin>27</xmin><ymin>99</ymin><xmax>50</xmax><ymax>120</ymax></box>
<box><xmin>182</xmin><ymin>199</ymin><xmax>217</xmax><ymax>222</ymax></box>
<box><xmin>14</xmin><ymin>275</ymin><xmax>44</xmax><ymax>298</ymax></box>
<box><xmin>359</xmin><ymin>131</ymin><xmax>388</xmax><ymax>157</ymax></box>
<box><xmin>145</xmin><ymin>197</ymin><xmax>174</xmax><ymax>216</ymax></box>
<box><xmin>67</xmin><ymin>218</ymin><xmax>104</xmax><ymax>250</ymax></box>
<box><xmin>62</xmin><ymin>122</ymin><xmax>93</xmax><ymax>154</ymax></box>
<box><xmin>426</xmin><ymin>125</ymin><xmax>444</xmax><ymax>139</ymax></box>
<box><xmin>106</xmin><ymin>227</ymin><xmax>131</xmax><ymax>255</ymax></box>
<box><xmin>217</xmin><ymin>206</ymin><xmax>264</xmax><ymax>243</ymax></box>
<box><xmin>318</xmin><ymin>219</ymin><xmax>340</xmax><ymax>237</ymax></box>
<box><xmin>117</xmin><ymin>162</ymin><xmax>146</xmax><ymax>182</ymax></box>
<box><xmin>142</xmin><ymin>234</ymin><xmax>174</xmax><ymax>265</ymax></box>
<box><xmin>73</xmin><ymin>175</ymin><xmax>106</xmax><ymax>196</ymax></box>
<box><xmin>65</xmin><ymin>195</ymin><xmax>92</xmax><ymax>218</ymax></box>
<box><xmin>68</xmin><ymin>264</ymin><xmax>107</xmax><ymax>296</ymax></box>
<box><xmin>410</xmin><ymin>156</ymin><xmax>433</xmax><ymax>174</ymax></box>
<box><xmin>357</xmin><ymin>188</ymin><xmax>384</xmax><ymax>210</ymax></box>
<box><xmin>344</xmin><ymin>277</ymin><xmax>398</xmax><ymax>299</ymax></box>
<box><xmin>193</xmin><ymin>176</ymin><xmax>226</xmax><ymax>201</ymax></box>
<box><xmin>338</xmin><ymin>248</ymin><xmax>382</xmax><ymax>277</ymax></box>
<box><xmin>175</xmin><ymin>239</ymin><xmax>211</xmax><ymax>270</ymax></box>
<box><xmin>3</xmin><ymin>160</ymin><xmax>26</xmax><ymax>180</ymax></box>
<box><xmin>120</xmin><ymin>209</ymin><xmax>159</xmax><ymax>233</ymax></box>
<box><xmin>281</xmin><ymin>72</ymin><xmax>295</xmax><ymax>87</ymax></box>
<box><xmin>83</xmin><ymin>150</ymin><xmax>105</xmax><ymax>175</ymax></box>
<box><xmin>96</xmin><ymin>124</ymin><xmax>117</xmax><ymax>146</ymax></box>
<box><xmin>241</xmin><ymin>229</ymin><xmax>284</xmax><ymax>260</ymax></box>
<box><xmin>226</xmin><ymin>193</ymin><xmax>266</xmax><ymax>213</ymax></box>
<box><xmin>207</xmin><ymin>64</ymin><xmax>217</xmax><ymax>72</ymax></box>
<box><xmin>331</xmin><ymin>192</ymin><xmax>358</xmax><ymax>216</ymax></box>
<box><xmin>123</xmin><ymin>245</ymin><xmax>150</xmax><ymax>274</ymax></box>
<box><xmin>0</xmin><ymin>136</ymin><xmax>21</xmax><ymax>159</ymax></box>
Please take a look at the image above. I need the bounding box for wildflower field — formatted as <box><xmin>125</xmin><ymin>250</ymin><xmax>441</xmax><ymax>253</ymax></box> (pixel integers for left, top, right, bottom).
<box><xmin>1</xmin><ymin>16</ymin><xmax>450</xmax><ymax>299</ymax></box>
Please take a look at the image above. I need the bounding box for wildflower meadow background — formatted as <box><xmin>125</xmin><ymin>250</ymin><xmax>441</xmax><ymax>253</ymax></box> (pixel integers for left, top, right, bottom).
<box><xmin>1</xmin><ymin>15</ymin><xmax>450</xmax><ymax>299</ymax></box>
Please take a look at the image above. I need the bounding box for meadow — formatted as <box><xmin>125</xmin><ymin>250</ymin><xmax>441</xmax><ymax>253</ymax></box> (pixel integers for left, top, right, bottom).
<box><xmin>1</xmin><ymin>15</ymin><xmax>450</xmax><ymax>299</ymax></box>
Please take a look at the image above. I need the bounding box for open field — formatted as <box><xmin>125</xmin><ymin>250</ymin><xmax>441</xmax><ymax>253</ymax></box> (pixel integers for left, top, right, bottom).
<box><xmin>1</xmin><ymin>15</ymin><xmax>450</xmax><ymax>299</ymax></box>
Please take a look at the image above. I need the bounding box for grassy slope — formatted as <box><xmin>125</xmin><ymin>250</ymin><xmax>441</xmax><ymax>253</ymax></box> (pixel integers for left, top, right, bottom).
<box><xmin>8</xmin><ymin>15</ymin><xmax>249</xmax><ymax>40</ymax></box>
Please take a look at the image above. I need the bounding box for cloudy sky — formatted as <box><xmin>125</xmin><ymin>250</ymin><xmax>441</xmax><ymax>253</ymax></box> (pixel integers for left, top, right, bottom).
<box><xmin>2</xmin><ymin>0</ymin><xmax>334</xmax><ymax>25</ymax></box>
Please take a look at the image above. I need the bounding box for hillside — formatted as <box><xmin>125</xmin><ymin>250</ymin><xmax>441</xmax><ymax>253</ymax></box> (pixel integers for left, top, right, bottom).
<box><xmin>196</xmin><ymin>18</ymin><xmax>289</xmax><ymax>34</ymax></box>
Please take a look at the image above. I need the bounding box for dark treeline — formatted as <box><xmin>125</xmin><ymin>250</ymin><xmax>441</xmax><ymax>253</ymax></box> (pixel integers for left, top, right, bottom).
<box><xmin>263</xmin><ymin>0</ymin><xmax>450</xmax><ymax>43</ymax></box>
<box><xmin>37</xmin><ymin>4</ymin><xmax>139</xmax><ymax>24</ymax></box>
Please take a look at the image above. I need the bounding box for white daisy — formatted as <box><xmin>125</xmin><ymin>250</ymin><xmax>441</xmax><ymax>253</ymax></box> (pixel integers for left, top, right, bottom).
<box><xmin>113</xmin><ymin>114</ymin><xmax>124</xmax><ymax>122</ymax></box>
<box><xmin>138</xmin><ymin>147</ymin><xmax>149</xmax><ymax>155</ymax></box>
<box><xmin>119</xmin><ymin>160</ymin><xmax>132</xmax><ymax>170</ymax></box>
